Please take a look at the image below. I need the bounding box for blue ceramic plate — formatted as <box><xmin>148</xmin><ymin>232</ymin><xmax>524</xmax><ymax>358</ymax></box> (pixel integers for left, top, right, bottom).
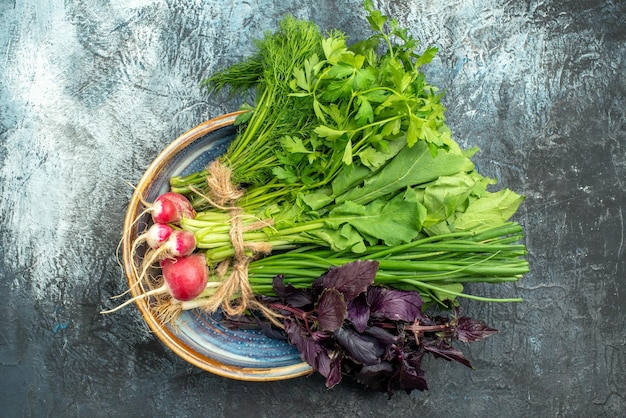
<box><xmin>122</xmin><ymin>112</ymin><xmax>312</xmax><ymax>380</ymax></box>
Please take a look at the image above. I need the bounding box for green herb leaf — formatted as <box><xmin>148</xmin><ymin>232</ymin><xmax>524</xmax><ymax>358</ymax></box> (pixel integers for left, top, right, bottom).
<box><xmin>342</xmin><ymin>139</ymin><xmax>353</xmax><ymax>165</ymax></box>
<box><xmin>280</xmin><ymin>135</ymin><xmax>312</xmax><ymax>154</ymax></box>
<box><xmin>337</xmin><ymin>141</ymin><xmax>472</xmax><ymax>206</ymax></box>
<box><xmin>420</xmin><ymin>173</ymin><xmax>477</xmax><ymax>228</ymax></box>
<box><xmin>453</xmin><ymin>189</ymin><xmax>525</xmax><ymax>231</ymax></box>
<box><xmin>415</xmin><ymin>46</ymin><xmax>439</xmax><ymax>68</ymax></box>
<box><xmin>315</xmin><ymin>125</ymin><xmax>347</xmax><ymax>140</ymax></box>
<box><xmin>325</xmin><ymin>189</ymin><xmax>423</xmax><ymax>247</ymax></box>
<box><xmin>354</xmin><ymin>95</ymin><xmax>374</xmax><ymax>126</ymax></box>
<box><xmin>322</xmin><ymin>35</ymin><xmax>348</xmax><ymax>64</ymax></box>
<box><xmin>293</xmin><ymin>67</ymin><xmax>309</xmax><ymax>91</ymax></box>
<box><xmin>364</xmin><ymin>0</ymin><xmax>387</xmax><ymax>32</ymax></box>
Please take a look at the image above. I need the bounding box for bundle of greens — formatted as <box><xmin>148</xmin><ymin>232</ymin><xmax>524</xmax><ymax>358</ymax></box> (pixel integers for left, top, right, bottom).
<box><xmin>116</xmin><ymin>1</ymin><xmax>529</xmax><ymax>393</ymax></box>
<box><xmin>164</xmin><ymin>1</ymin><xmax>527</xmax><ymax>316</ymax></box>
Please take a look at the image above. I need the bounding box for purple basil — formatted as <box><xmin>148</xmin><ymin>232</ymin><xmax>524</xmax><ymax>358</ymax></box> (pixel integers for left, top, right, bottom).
<box><xmin>322</xmin><ymin>260</ymin><xmax>378</xmax><ymax>301</ymax></box>
<box><xmin>263</xmin><ymin>260</ymin><xmax>497</xmax><ymax>396</ymax></box>
<box><xmin>346</xmin><ymin>294</ymin><xmax>370</xmax><ymax>332</ymax></box>
<box><xmin>455</xmin><ymin>316</ymin><xmax>498</xmax><ymax>342</ymax></box>
<box><xmin>367</xmin><ymin>286</ymin><xmax>424</xmax><ymax>322</ymax></box>
<box><xmin>316</xmin><ymin>288</ymin><xmax>347</xmax><ymax>332</ymax></box>
<box><xmin>272</xmin><ymin>274</ymin><xmax>313</xmax><ymax>308</ymax></box>
<box><xmin>333</xmin><ymin>325</ymin><xmax>386</xmax><ymax>366</ymax></box>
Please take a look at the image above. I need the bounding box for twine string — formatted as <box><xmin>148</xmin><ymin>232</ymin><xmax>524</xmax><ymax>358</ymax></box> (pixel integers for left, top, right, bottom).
<box><xmin>194</xmin><ymin>161</ymin><xmax>283</xmax><ymax>325</ymax></box>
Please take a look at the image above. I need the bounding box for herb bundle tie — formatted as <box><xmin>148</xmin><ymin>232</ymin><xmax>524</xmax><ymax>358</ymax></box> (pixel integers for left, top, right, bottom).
<box><xmin>193</xmin><ymin>161</ymin><xmax>280</xmax><ymax>324</ymax></box>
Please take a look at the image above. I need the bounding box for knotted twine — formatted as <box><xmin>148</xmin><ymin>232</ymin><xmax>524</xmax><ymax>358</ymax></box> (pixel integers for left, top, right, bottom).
<box><xmin>191</xmin><ymin>160</ymin><xmax>282</xmax><ymax>325</ymax></box>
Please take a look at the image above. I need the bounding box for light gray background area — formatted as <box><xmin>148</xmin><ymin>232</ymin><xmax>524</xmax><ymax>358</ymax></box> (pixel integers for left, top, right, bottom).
<box><xmin>1</xmin><ymin>1</ymin><xmax>625</xmax><ymax>416</ymax></box>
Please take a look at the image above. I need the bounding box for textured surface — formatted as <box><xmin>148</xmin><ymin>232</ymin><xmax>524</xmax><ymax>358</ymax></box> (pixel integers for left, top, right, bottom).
<box><xmin>1</xmin><ymin>0</ymin><xmax>624</xmax><ymax>416</ymax></box>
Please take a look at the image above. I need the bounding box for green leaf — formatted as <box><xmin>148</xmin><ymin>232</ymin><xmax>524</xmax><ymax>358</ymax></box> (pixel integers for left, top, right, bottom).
<box><xmin>321</xmin><ymin>78</ymin><xmax>353</xmax><ymax>101</ymax></box>
<box><xmin>337</xmin><ymin>141</ymin><xmax>471</xmax><ymax>206</ymax></box>
<box><xmin>363</xmin><ymin>89</ymin><xmax>389</xmax><ymax>104</ymax></box>
<box><xmin>376</xmin><ymin>93</ymin><xmax>404</xmax><ymax>113</ymax></box>
<box><xmin>421</xmin><ymin>124</ymin><xmax>443</xmax><ymax>146</ymax></box>
<box><xmin>265</xmin><ymin>201</ymin><xmax>300</xmax><ymax>229</ymax></box>
<box><xmin>390</xmin><ymin>20</ymin><xmax>409</xmax><ymax>41</ymax></box>
<box><xmin>380</xmin><ymin>118</ymin><xmax>402</xmax><ymax>137</ymax></box>
<box><xmin>313</xmin><ymin>99</ymin><xmax>328</xmax><ymax>124</ymax></box>
<box><xmin>331</xmin><ymin>164</ymin><xmax>371</xmax><ymax>197</ymax></box>
<box><xmin>299</xmin><ymin>189</ymin><xmax>334</xmax><ymax>211</ymax></box>
<box><xmin>358</xmin><ymin>147</ymin><xmax>388</xmax><ymax>170</ymax></box>
<box><xmin>304</xmin><ymin>53</ymin><xmax>322</xmax><ymax>79</ymax></box>
<box><xmin>327</xmin><ymin>188</ymin><xmax>423</xmax><ymax>246</ymax></box>
<box><xmin>386</xmin><ymin>58</ymin><xmax>409</xmax><ymax>92</ymax></box>
<box><xmin>288</xmin><ymin>91</ymin><xmax>312</xmax><ymax>98</ymax></box>
<box><xmin>420</xmin><ymin>173</ymin><xmax>477</xmax><ymax>228</ymax></box>
<box><xmin>315</xmin><ymin>125</ymin><xmax>347</xmax><ymax>140</ymax></box>
<box><xmin>415</xmin><ymin>46</ymin><xmax>438</xmax><ymax>68</ymax></box>
<box><xmin>354</xmin><ymin>96</ymin><xmax>374</xmax><ymax>125</ymax></box>
<box><xmin>353</xmin><ymin>67</ymin><xmax>377</xmax><ymax>90</ymax></box>
<box><xmin>234</xmin><ymin>103</ymin><xmax>254</xmax><ymax>125</ymax></box>
<box><xmin>365</xmin><ymin>5</ymin><xmax>387</xmax><ymax>32</ymax></box>
<box><xmin>272</xmin><ymin>166</ymin><xmax>299</xmax><ymax>184</ymax></box>
<box><xmin>453</xmin><ymin>189</ymin><xmax>526</xmax><ymax>231</ymax></box>
<box><xmin>430</xmin><ymin>283</ymin><xmax>464</xmax><ymax>305</ymax></box>
<box><xmin>342</xmin><ymin>139</ymin><xmax>353</xmax><ymax>165</ymax></box>
<box><xmin>327</xmin><ymin>63</ymin><xmax>355</xmax><ymax>79</ymax></box>
<box><xmin>326</xmin><ymin>103</ymin><xmax>345</xmax><ymax>125</ymax></box>
<box><xmin>354</xmin><ymin>190</ymin><xmax>423</xmax><ymax>245</ymax></box>
<box><xmin>322</xmin><ymin>35</ymin><xmax>348</xmax><ymax>64</ymax></box>
<box><xmin>293</xmin><ymin>67</ymin><xmax>309</xmax><ymax>91</ymax></box>
<box><xmin>313</xmin><ymin>225</ymin><xmax>366</xmax><ymax>253</ymax></box>
<box><xmin>406</xmin><ymin>114</ymin><xmax>421</xmax><ymax>147</ymax></box>
<box><xmin>280</xmin><ymin>135</ymin><xmax>312</xmax><ymax>154</ymax></box>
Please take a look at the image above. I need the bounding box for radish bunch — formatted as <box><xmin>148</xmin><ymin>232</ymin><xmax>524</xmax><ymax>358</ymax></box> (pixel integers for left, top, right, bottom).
<box><xmin>102</xmin><ymin>192</ymin><xmax>209</xmax><ymax>314</ymax></box>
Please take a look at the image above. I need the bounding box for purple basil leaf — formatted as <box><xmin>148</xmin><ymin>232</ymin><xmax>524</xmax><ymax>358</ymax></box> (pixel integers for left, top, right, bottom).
<box><xmin>423</xmin><ymin>339</ymin><xmax>473</xmax><ymax>368</ymax></box>
<box><xmin>316</xmin><ymin>348</ymin><xmax>331</xmax><ymax>379</ymax></box>
<box><xmin>284</xmin><ymin>318</ymin><xmax>323</xmax><ymax>368</ymax></box>
<box><xmin>356</xmin><ymin>361</ymin><xmax>395</xmax><ymax>393</ymax></box>
<box><xmin>367</xmin><ymin>286</ymin><xmax>424</xmax><ymax>322</ymax></box>
<box><xmin>317</xmin><ymin>349</ymin><xmax>343</xmax><ymax>388</ymax></box>
<box><xmin>272</xmin><ymin>274</ymin><xmax>313</xmax><ymax>307</ymax></box>
<box><xmin>362</xmin><ymin>326</ymin><xmax>399</xmax><ymax>350</ymax></box>
<box><xmin>322</xmin><ymin>260</ymin><xmax>379</xmax><ymax>301</ymax></box>
<box><xmin>310</xmin><ymin>329</ymin><xmax>332</xmax><ymax>343</ymax></box>
<box><xmin>455</xmin><ymin>316</ymin><xmax>498</xmax><ymax>342</ymax></box>
<box><xmin>316</xmin><ymin>288</ymin><xmax>347</xmax><ymax>332</ymax></box>
<box><xmin>397</xmin><ymin>352</ymin><xmax>428</xmax><ymax>393</ymax></box>
<box><xmin>333</xmin><ymin>325</ymin><xmax>385</xmax><ymax>366</ymax></box>
<box><xmin>346</xmin><ymin>294</ymin><xmax>370</xmax><ymax>332</ymax></box>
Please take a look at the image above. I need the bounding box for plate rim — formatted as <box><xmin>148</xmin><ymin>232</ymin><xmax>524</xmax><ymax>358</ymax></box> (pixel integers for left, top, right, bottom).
<box><xmin>121</xmin><ymin>111</ymin><xmax>312</xmax><ymax>381</ymax></box>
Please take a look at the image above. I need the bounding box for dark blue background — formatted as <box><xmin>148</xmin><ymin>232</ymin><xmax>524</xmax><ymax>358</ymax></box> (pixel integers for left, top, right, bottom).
<box><xmin>1</xmin><ymin>1</ymin><xmax>624</xmax><ymax>416</ymax></box>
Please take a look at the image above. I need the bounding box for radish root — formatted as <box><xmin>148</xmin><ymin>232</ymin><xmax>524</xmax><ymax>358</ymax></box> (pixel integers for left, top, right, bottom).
<box><xmin>100</xmin><ymin>285</ymin><xmax>167</xmax><ymax>314</ymax></box>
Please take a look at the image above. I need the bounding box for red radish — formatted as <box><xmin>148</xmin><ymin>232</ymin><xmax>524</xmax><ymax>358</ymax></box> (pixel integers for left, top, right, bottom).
<box><xmin>151</xmin><ymin>192</ymin><xmax>195</xmax><ymax>224</ymax></box>
<box><xmin>100</xmin><ymin>253</ymin><xmax>209</xmax><ymax>314</ymax></box>
<box><xmin>162</xmin><ymin>229</ymin><xmax>196</xmax><ymax>256</ymax></box>
<box><xmin>152</xmin><ymin>197</ymin><xmax>180</xmax><ymax>224</ymax></box>
<box><xmin>160</xmin><ymin>254</ymin><xmax>209</xmax><ymax>301</ymax></box>
<box><xmin>135</xmin><ymin>192</ymin><xmax>195</xmax><ymax>225</ymax></box>
<box><xmin>159</xmin><ymin>192</ymin><xmax>195</xmax><ymax>218</ymax></box>
<box><xmin>136</xmin><ymin>229</ymin><xmax>197</xmax><ymax>285</ymax></box>
<box><xmin>143</xmin><ymin>223</ymin><xmax>174</xmax><ymax>249</ymax></box>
